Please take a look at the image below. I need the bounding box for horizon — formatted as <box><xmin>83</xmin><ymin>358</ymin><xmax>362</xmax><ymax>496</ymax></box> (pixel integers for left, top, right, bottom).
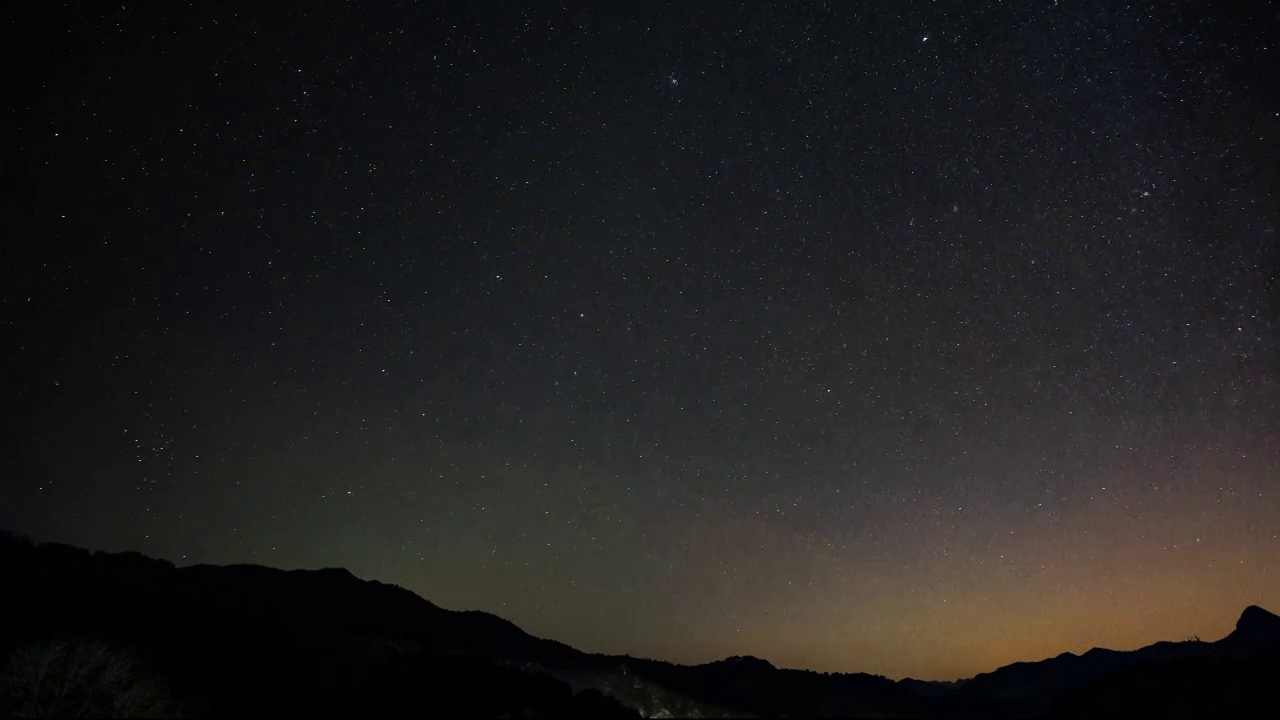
<box><xmin>15</xmin><ymin>529</ymin><xmax>1275</xmax><ymax>682</ymax></box>
<box><xmin>6</xmin><ymin>2</ymin><xmax>1278</xmax><ymax>684</ymax></box>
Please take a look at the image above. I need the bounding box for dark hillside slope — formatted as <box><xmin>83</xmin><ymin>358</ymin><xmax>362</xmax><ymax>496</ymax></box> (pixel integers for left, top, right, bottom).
<box><xmin>0</xmin><ymin>531</ymin><xmax>635</xmax><ymax>717</ymax></box>
<box><xmin>1049</xmin><ymin>647</ymin><xmax>1280</xmax><ymax>718</ymax></box>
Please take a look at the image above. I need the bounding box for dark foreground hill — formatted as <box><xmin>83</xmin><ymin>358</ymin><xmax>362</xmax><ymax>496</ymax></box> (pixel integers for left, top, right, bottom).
<box><xmin>0</xmin><ymin>531</ymin><xmax>638</xmax><ymax>717</ymax></box>
<box><xmin>1</xmin><ymin>530</ymin><xmax>1277</xmax><ymax>718</ymax></box>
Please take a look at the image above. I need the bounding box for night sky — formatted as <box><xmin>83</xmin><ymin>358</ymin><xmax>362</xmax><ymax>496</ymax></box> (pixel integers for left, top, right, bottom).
<box><xmin>6</xmin><ymin>2</ymin><xmax>1279</xmax><ymax>681</ymax></box>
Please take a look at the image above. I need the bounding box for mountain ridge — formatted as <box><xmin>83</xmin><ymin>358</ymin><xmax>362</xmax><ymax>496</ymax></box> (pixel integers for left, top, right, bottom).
<box><xmin>3</xmin><ymin>530</ymin><xmax>1276</xmax><ymax>718</ymax></box>
<box><xmin>961</xmin><ymin>604</ymin><xmax>1280</xmax><ymax>710</ymax></box>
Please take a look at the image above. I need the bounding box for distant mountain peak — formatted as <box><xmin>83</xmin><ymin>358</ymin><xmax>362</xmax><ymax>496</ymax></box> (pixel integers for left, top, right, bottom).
<box><xmin>305</xmin><ymin>566</ymin><xmax>356</xmax><ymax>579</ymax></box>
<box><xmin>714</xmin><ymin>655</ymin><xmax>776</xmax><ymax>671</ymax></box>
<box><xmin>1235</xmin><ymin>605</ymin><xmax>1280</xmax><ymax>635</ymax></box>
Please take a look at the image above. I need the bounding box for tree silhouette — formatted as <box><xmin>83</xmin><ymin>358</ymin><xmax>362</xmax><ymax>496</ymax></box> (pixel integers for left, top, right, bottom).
<box><xmin>1</xmin><ymin>640</ymin><xmax>175</xmax><ymax>718</ymax></box>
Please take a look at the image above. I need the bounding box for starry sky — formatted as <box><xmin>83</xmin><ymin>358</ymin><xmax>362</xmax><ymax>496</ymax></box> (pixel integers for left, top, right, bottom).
<box><xmin>5</xmin><ymin>1</ymin><xmax>1279</xmax><ymax>681</ymax></box>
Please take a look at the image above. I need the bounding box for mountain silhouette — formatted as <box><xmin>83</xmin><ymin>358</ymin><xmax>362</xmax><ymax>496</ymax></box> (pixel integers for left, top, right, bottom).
<box><xmin>962</xmin><ymin>604</ymin><xmax>1280</xmax><ymax>714</ymax></box>
<box><xmin>1048</xmin><ymin>646</ymin><xmax>1280</xmax><ymax>718</ymax></box>
<box><xmin>1220</xmin><ymin>604</ymin><xmax>1280</xmax><ymax>655</ymax></box>
<box><xmin>0</xmin><ymin>531</ymin><xmax>632</xmax><ymax>717</ymax></box>
<box><xmin>2</xmin><ymin>529</ymin><xmax>1276</xmax><ymax>718</ymax></box>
